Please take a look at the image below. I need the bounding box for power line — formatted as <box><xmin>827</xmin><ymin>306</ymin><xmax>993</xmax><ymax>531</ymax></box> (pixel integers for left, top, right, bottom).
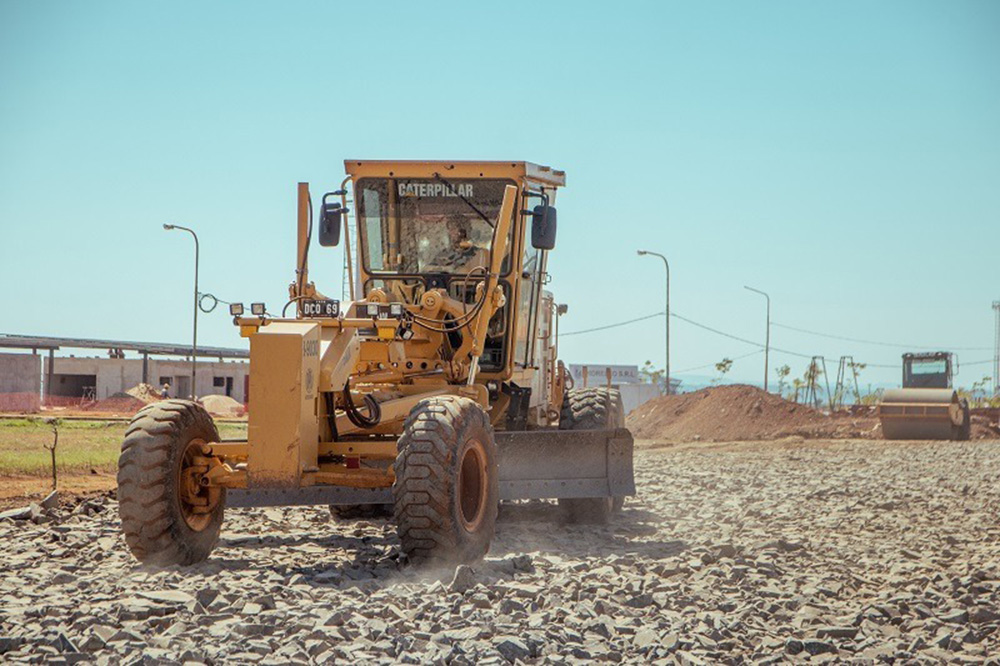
<box><xmin>674</xmin><ymin>349</ymin><xmax>762</xmax><ymax>374</ymax></box>
<box><xmin>561</xmin><ymin>312</ymin><xmax>664</xmax><ymax>336</ymax></box>
<box><xmin>994</xmin><ymin>301</ymin><xmax>1000</xmax><ymax>396</ymax></box>
<box><xmin>559</xmin><ymin>310</ymin><xmax>995</xmax><ymax>373</ymax></box>
<box><xmin>564</xmin><ymin>309</ymin><xmax>777</xmax><ymax>351</ymax></box>
<box><xmin>669</xmin><ymin>312</ymin><xmax>817</xmax><ymax>359</ymax></box>
<box><xmin>668</xmin><ymin>312</ymin><xmax>760</xmax><ymax>347</ymax></box>
<box><xmin>565</xmin><ymin>310</ymin><xmax>836</xmax><ymax>360</ymax></box>
<box><xmin>772</xmin><ymin>321</ymin><xmax>993</xmax><ymax>351</ymax></box>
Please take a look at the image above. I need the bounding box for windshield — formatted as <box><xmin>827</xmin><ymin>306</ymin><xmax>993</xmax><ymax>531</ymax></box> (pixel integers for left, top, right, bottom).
<box><xmin>357</xmin><ymin>178</ymin><xmax>514</xmax><ymax>275</ymax></box>
<box><xmin>911</xmin><ymin>359</ymin><xmax>947</xmax><ymax>375</ymax></box>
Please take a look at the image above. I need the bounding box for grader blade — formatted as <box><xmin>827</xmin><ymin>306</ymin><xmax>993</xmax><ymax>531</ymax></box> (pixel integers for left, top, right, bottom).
<box><xmin>496</xmin><ymin>428</ymin><xmax>635</xmax><ymax>501</ymax></box>
<box><xmin>225</xmin><ymin>427</ymin><xmax>635</xmax><ymax>508</ymax></box>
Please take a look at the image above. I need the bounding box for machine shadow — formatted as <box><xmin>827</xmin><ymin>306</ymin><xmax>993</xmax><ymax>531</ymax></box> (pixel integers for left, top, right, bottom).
<box><xmin>202</xmin><ymin>499</ymin><xmax>680</xmax><ymax>579</ymax></box>
<box><xmin>493</xmin><ymin>500</ymin><xmax>686</xmax><ymax>561</ymax></box>
<box><xmin>205</xmin><ymin>526</ymin><xmax>400</xmax><ymax>578</ymax></box>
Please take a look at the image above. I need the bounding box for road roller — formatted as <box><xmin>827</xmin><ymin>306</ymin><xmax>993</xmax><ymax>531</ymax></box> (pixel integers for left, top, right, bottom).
<box><xmin>877</xmin><ymin>352</ymin><xmax>970</xmax><ymax>440</ymax></box>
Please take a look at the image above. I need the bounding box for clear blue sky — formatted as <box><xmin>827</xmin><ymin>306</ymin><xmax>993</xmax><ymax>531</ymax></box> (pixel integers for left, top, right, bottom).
<box><xmin>1</xmin><ymin>0</ymin><xmax>998</xmax><ymax>389</ymax></box>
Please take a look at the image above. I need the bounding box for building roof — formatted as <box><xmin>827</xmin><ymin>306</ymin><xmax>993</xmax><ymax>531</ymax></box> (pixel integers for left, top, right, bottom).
<box><xmin>0</xmin><ymin>334</ymin><xmax>248</xmax><ymax>359</ymax></box>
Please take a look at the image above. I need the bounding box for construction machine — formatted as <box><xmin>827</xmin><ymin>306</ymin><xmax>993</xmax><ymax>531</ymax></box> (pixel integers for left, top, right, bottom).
<box><xmin>117</xmin><ymin>160</ymin><xmax>635</xmax><ymax>566</ymax></box>
<box><xmin>877</xmin><ymin>351</ymin><xmax>970</xmax><ymax>440</ymax></box>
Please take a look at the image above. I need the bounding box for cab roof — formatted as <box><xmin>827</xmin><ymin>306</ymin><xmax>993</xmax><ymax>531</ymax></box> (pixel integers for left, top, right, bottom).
<box><xmin>343</xmin><ymin>160</ymin><xmax>566</xmax><ymax>187</ymax></box>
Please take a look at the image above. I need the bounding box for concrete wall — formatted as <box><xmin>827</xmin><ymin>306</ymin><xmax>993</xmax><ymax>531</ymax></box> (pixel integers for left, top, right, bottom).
<box><xmin>566</xmin><ymin>362</ymin><xmax>661</xmax><ymax>415</ymax></box>
<box><xmin>0</xmin><ymin>352</ymin><xmax>41</xmax><ymax>394</ymax></box>
<box><xmin>619</xmin><ymin>383</ymin><xmax>661</xmax><ymax>416</ymax></box>
<box><xmin>43</xmin><ymin>357</ymin><xmax>249</xmax><ymax>402</ymax></box>
<box><xmin>0</xmin><ymin>352</ymin><xmax>42</xmax><ymax>411</ymax></box>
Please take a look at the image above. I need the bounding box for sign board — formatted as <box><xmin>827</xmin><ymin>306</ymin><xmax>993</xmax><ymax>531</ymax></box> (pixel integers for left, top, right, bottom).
<box><xmin>568</xmin><ymin>364</ymin><xmax>640</xmax><ymax>387</ymax></box>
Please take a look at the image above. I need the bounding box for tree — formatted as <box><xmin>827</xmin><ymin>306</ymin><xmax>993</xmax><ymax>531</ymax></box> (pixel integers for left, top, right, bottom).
<box><xmin>804</xmin><ymin>360</ymin><xmax>821</xmax><ymax>388</ymax></box>
<box><xmin>846</xmin><ymin>360</ymin><xmax>867</xmax><ymax>405</ymax></box>
<box><xmin>775</xmin><ymin>364</ymin><xmax>791</xmax><ymax>397</ymax></box>
<box><xmin>712</xmin><ymin>357</ymin><xmax>733</xmax><ymax>385</ymax></box>
<box><xmin>831</xmin><ymin>360</ymin><xmax>866</xmax><ymax>408</ymax></box>
<box><xmin>791</xmin><ymin>377</ymin><xmax>804</xmax><ymax>403</ymax></box>
<box><xmin>859</xmin><ymin>385</ymin><xmax>882</xmax><ymax>405</ymax></box>
<box><xmin>802</xmin><ymin>360</ymin><xmax>828</xmax><ymax>409</ymax></box>
<box><xmin>961</xmin><ymin>375</ymin><xmax>995</xmax><ymax>408</ymax></box>
<box><xmin>639</xmin><ymin>360</ymin><xmax>664</xmax><ymax>388</ymax></box>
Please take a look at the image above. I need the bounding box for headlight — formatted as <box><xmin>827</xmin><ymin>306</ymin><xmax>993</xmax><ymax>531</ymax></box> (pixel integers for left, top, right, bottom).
<box><xmin>251</xmin><ymin>303</ymin><xmax>266</xmax><ymax>316</ymax></box>
<box><xmin>229</xmin><ymin>303</ymin><xmax>244</xmax><ymax>316</ymax></box>
<box><xmin>366</xmin><ymin>303</ymin><xmax>380</xmax><ymax>317</ymax></box>
<box><xmin>389</xmin><ymin>303</ymin><xmax>403</xmax><ymax>317</ymax></box>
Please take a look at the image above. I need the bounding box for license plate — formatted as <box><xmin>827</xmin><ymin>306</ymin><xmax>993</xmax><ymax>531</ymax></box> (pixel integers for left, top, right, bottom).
<box><xmin>301</xmin><ymin>299</ymin><xmax>340</xmax><ymax>318</ymax></box>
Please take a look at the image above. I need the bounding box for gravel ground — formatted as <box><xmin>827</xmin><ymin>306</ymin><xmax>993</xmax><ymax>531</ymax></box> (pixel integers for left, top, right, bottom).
<box><xmin>2</xmin><ymin>438</ymin><xmax>1000</xmax><ymax>664</ymax></box>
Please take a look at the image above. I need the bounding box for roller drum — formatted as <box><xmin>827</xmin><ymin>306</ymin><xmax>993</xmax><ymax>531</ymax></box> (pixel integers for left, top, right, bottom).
<box><xmin>877</xmin><ymin>388</ymin><xmax>966</xmax><ymax>440</ymax></box>
<box><xmin>881</xmin><ymin>389</ymin><xmax>957</xmax><ymax>405</ymax></box>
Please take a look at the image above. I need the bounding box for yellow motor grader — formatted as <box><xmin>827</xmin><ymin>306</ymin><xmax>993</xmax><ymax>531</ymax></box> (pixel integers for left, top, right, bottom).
<box><xmin>118</xmin><ymin>160</ymin><xmax>634</xmax><ymax>566</ymax></box>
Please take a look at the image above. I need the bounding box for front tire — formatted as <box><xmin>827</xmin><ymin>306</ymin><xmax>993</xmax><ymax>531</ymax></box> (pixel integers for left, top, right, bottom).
<box><xmin>117</xmin><ymin>400</ymin><xmax>225</xmax><ymax>566</ymax></box>
<box><xmin>393</xmin><ymin>396</ymin><xmax>498</xmax><ymax>564</ymax></box>
<box><xmin>558</xmin><ymin>387</ymin><xmax>625</xmax><ymax>524</ymax></box>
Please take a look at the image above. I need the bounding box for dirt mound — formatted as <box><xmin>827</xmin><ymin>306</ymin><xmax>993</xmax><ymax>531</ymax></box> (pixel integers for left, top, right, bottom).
<box><xmin>125</xmin><ymin>383</ymin><xmax>163</xmax><ymax>404</ymax></box>
<box><xmin>201</xmin><ymin>394</ymin><xmax>244</xmax><ymax>418</ymax></box>
<box><xmin>84</xmin><ymin>393</ymin><xmax>147</xmax><ymax>415</ymax></box>
<box><xmin>627</xmin><ymin>384</ymin><xmax>879</xmax><ymax>442</ymax></box>
<box><xmin>970</xmin><ymin>414</ymin><xmax>1000</xmax><ymax>440</ymax></box>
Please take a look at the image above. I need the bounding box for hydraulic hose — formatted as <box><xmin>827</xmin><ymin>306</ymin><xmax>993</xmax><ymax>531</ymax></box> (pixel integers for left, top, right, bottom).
<box><xmin>343</xmin><ymin>381</ymin><xmax>381</xmax><ymax>428</ymax></box>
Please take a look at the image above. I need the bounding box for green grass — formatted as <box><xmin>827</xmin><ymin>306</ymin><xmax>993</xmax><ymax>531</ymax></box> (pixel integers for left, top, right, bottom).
<box><xmin>0</xmin><ymin>418</ymin><xmax>247</xmax><ymax>476</ymax></box>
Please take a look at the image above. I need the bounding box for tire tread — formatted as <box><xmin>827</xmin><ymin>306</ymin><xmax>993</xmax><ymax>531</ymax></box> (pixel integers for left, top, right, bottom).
<box><xmin>393</xmin><ymin>396</ymin><xmax>498</xmax><ymax>564</ymax></box>
<box><xmin>117</xmin><ymin>400</ymin><xmax>224</xmax><ymax>566</ymax></box>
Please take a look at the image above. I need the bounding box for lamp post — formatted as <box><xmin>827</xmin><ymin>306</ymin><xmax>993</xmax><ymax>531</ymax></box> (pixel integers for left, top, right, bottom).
<box><xmin>164</xmin><ymin>224</ymin><xmax>199</xmax><ymax>399</ymax></box>
<box><xmin>637</xmin><ymin>250</ymin><xmax>670</xmax><ymax>394</ymax></box>
<box><xmin>744</xmin><ymin>285</ymin><xmax>770</xmax><ymax>391</ymax></box>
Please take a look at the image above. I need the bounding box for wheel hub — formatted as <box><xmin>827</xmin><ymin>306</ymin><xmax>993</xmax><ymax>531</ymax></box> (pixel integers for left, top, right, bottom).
<box><xmin>178</xmin><ymin>438</ymin><xmax>221</xmax><ymax>531</ymax></box>
<box><xmin>458</xmin><ymin>439</ymin><xmax>488</xmax><ymax>533</ymax></box>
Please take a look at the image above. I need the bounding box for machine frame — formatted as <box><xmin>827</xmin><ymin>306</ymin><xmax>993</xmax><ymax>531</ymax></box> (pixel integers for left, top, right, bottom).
<box><xmin>117</xmin><ymin>160</ymin><xmax>635</xmax><ymax>566</ymax></box>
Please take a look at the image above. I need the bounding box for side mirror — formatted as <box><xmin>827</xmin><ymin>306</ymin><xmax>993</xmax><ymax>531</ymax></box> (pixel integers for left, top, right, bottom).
<box><xmin>319</xmin><ymin>193</ymin><xmax>343</xmax><ymax>247</ymax></box>
<box><xmin>531</xmin><ymin>205</ymin><xmax>557</xmax><ymax>250</ymax></box>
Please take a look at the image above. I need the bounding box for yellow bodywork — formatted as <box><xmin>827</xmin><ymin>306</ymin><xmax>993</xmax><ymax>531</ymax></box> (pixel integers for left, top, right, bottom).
<box><xmin>247</xmin><ymin>322</ymin><xmax>320</xmax><ymax>487</ymax></box>
<box><xmin>201</xmin><ymin>161</ymin><xmax>568</xmax><ymax>493</ymax></box>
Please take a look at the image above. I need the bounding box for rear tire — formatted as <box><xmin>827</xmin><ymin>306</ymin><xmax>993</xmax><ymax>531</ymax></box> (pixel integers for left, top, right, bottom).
<box><xmin>560</xmin><ymin>386</ymin><xmax>625</xmax><ymax>430</ymax></box>
<box><xmin>117</xmin><ymin>400</ymin><xmax>225</xmax><ymax>566</ymax></box>
<box><xmin>955</xmin><ymin>399</ymin><xmax>972</xmax><ymax>441</ymax></box>
<box><xmin>558</xmin><ymin>387</ymin><xmax>625</xmax><ymax>524</ymax></box>
<box><xmin>393</xmin><ymin>396</ymin><xmax>498</xmax><ymax>565</ymax></box>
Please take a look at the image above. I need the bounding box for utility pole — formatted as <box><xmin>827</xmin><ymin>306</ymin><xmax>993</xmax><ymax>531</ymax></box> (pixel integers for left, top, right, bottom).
<box><xmin>164</xmin><ymin>224</ymin><xmax>200</xmax><ymax>399</ymax></box>
<box><xmin>994</xmin><ymin>301</ymin><xmax>1000</xmax><ymax>397</ymax></box>
<box><xmin>637</xmin><ymin>250</ymin><xmax>670</xmax><ymax>394</ymax></box>
<box><xmin>744</xmin><ymin>286</ymin><xmax>771</xmax><ymax>392</ymax></box>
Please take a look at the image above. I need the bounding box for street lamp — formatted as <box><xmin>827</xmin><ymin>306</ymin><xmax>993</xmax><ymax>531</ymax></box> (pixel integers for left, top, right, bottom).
<box><xmin>744</xmin><ymin>285</ymin><xmax>770</xmax><ymax>391</ymax></box>
<box><xmin>164</xmin><ymin>224</ymin><xmax>199</xmax><ymax>399</ymax></box>
<box><xmin>637</xmin><ymin>250</ymin><xmax>670</xmax><ymax>394</ymax></box>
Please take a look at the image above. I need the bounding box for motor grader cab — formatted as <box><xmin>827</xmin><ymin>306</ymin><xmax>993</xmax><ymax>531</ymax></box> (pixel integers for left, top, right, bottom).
<box><xmin>117</xmin><ymin>160</ymin><xmax>634</xmax><ymax>566</ymax></box>
<box><xmin>877</xmin><ymin>351</ymin><xmax>970</xmax><ymax>440</ymax></box>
